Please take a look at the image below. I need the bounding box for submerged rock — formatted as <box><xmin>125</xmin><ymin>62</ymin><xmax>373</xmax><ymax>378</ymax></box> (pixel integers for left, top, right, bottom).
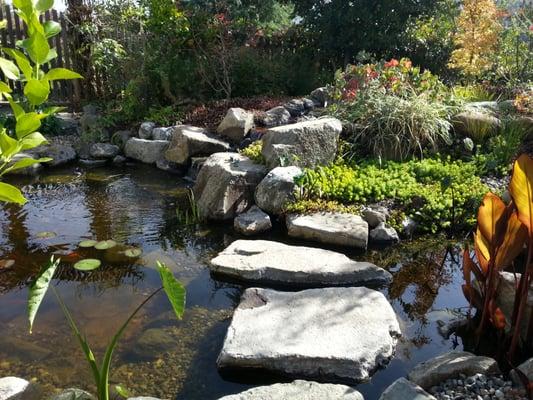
<box><xmin>133</xmin><ymin>328</ymin><xmax>176</xmax><ymax>359</ymax></box>
<box><xmin>218</xmin><ymin>380</ymin><xmax>363</xmax><ymax>400</ymax></box>
<box><xmin>234</xmin><ymin>206</ymin><xmax>272</xmax><ymax>236</ymax></box>
<box><xmin>0</xmin><ymin>377</ymin><xmax>42</xmax><ymax>400</ymax></box>
<box><xmin>287</xmin><ymin>212</ymin><xmax>368</xmax><ymax>249</ymax></box>
<box><xmin>50</xmin><ymin>388</ymin><xmax>95</xmax><ymax>400</ymax></box>
<box><xmin>261</xmin><ymin>118</ymin><xmax>342</xmax><ymax>169</ymax></box>
<box><xmin>217</xmin><ymin>108</ymin><xmax>254</xmax><ymax>143</ymax></box>
<box><xmin>33</xmin><ymin>144</ymin><xmax>77</xmax><ymax>166</ymax></box>
<box><xmin>124</xmin><ymin>138</ymin><xmax>169</xmax><ymax>164</ymax></box>
<box><xmin>379</xmin><ymin>378</ymin><xmax>436</xmax><ymax>400</ymax></box>
<box><xmin>193</xmin><ymin>153</ymin><xmax>267</xmax><ymax>220</ymax></box>
<box><xmin>210</xmin><ymin>240</ymin><xmax>391</xmax><ymax>287</ymax></box>
<box><xmin>165</xmin><ymin>125</ymin><xmax>230</xmax><ymax>165</ymax></box>
<box><xmin>255</xmin><ymin>166</ymin><xmax>302</xmax><ymax>215</ymax></box>
<box><xmin>217</xmin><ymin>287</ymin><xmax>401</xmax><ymax>383</ymax></box>
<box><xmin>408</xmin><ymin>351</ymin><xmax>500</xmax><ymax>390</ymax></box>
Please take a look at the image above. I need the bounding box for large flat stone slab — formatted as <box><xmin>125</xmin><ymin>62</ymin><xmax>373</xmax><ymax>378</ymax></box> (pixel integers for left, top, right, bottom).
<box><xmin>165</xmin><ymin>125</ymin><xmax>230</xmax><ymax>165</ymax></box>
<box><xmin>218</xmin><ymin>380</ymin><xmax>363</xmax><ymax>399</ymax></box>
<box><xmin>217</xmin><ymin>287</ymin><xmax>401</xmax><ymax>383</ymax></box>
<box><xmin>287</xmin><ymin>213</ymin><xmax>368</xmax><ymax>249</ymax></box>
<box><xmin>210</xmin><ymin>240</ymin><xmax>391</xmax><ymax>287</ymax></box>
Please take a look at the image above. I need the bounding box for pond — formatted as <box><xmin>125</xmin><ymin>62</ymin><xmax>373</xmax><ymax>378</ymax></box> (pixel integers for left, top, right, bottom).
<box><xmin>0</xmin><ymin>164</ymin><xmax>470</xmax><ymax>400</ymax></box>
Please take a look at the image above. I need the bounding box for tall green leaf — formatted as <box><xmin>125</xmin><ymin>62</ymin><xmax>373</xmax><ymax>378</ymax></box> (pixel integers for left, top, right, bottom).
<box><xmin>16</xmin><ymin>112</ymin><xmax>41</xmax><ymax>138</ymax></box>
<box><xmin>24</xmin><ymin>79</ymin><xmax>50</xmax><ymax>105</ymax></box>
<box><xmin>28</xmin><ymin>256</ymin><xmax>60</xmax><ymax>333</ymax></box>
<box><xmin>36</xmin><ymin>0</ymin><xmax>54</xmax><ymax>12</ymax></box>
<box><xmin>3</xmin><ymin>157</ymin><xmax>51</xmax><ymax>174</ymax></box>
<box><xmin>44</xmin><ymin>68</ymin><xmax>82</xmax><ymax>81</ymax></box>
<box><xmin>0</xmin><ymin>182</ymin><xmax>26</xmax><ymax>204</ymax></box>
<box><xmin>20</xmin><ymin>132</ymin><xmax>48</xmax><ymax>150</ymax></box>
<box><xmin>3</xmin><ymin>48</ymin><xmax>33</xmax><ymax>78</ymax></box>
<box><xmin>43</xmin><ymin>20</ymin><xmax>61</xmax><ymax>38</ymax></box>
<box><xmin>0</xmin><ymin>57</ymin><xmax>20</xmax><ymax>80</ymax></box>
<box><xmin>26</xmin><ymin>31</ymin><xmax>50</xmax><ymax>64</ymax></box>
<box><xmin>157</xmin><ymin>261</ymin><xmax>186</xmax><ymax>319</ymax></box>
<box><xmin>0</xmin><ymin>130</ymin><xmax>20</xmax><ymax>158</ymax></box>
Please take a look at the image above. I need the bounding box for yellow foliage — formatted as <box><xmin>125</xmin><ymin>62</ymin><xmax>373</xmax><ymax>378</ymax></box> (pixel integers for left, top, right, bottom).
<box><xmin>449</xmin><ymin>0</ymin><xmax>502</xmax><ymax>77</ymax></box>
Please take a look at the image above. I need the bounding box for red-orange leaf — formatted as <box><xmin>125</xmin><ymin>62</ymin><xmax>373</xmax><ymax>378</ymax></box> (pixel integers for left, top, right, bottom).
<box><xmin>475</xmin><ymin>228</ymin><xmax>491</xmax><ymax>266</ymax></box>
<box><xmin>510</xmin><ymin>154</ymin><xmax>533</xmax><ymax>234</ymax></box>
<box><xmin>477</xmin><ymin>192</ymin><xmax>507</xmax><ymax>244</ymax></box>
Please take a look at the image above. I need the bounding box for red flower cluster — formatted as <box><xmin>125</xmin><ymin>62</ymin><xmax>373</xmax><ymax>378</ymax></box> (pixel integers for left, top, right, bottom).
<box><xmin>384</xmin><ymin>59</ymin><xmax>399</xmax><ymax>68</ymax></box>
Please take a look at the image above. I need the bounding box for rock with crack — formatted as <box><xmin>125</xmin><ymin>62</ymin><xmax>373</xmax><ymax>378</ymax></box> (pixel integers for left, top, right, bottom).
<box><xmin>217</xmin><ymin>287</ymin><xmax>401</xmax><ymax>383</ymax></box>
<box><xmin>193</xmin><ymin>153</ymin><xmax>267</xmax><ymax>220</ymax></box>
<box><xmin>217</xmin><ymin>108</ymin><xmax>254</xmax><ymax>143</ymax></box>
<box><xmin>379</xmin><ymin>378</ymin><xmax>436</xmax><ymax>400</ymax></box>
<box><xmin>287</xmin><ymin>212</ymin><xmax>369</xmax><ymax>249</ymax></box>
<box><xmin>261</xmin><ymin>118</ymin><xmax>342</xmax><ymax>169</ymax></box>
<box><xmin>234</xmin><ymin>206</ymin><xmax>272</xmax><ymax>236</ymax></box>
<box><xmin>255</xmin><ymin>166</ymin><xmax>302</xmax><ymax>215</ymax></box>
<box><xmin>165</xmin><ymin>125</ymin><xmax>230</xmax><ymax>165</ymax></box>
<box><xmin>210</xmin><ymin>240</ymin><xmax>391</xmax><ymax>287</ymax></box>
<box><xmin>217</xmin><ymin>380</ymin><xmax>363</xmax><ymax>400</ymax></box>
<box><xmin>124</xmin><ymin>138</ymin><xmax>169</xmax><ymax>164</ymax></box>
<box><xmin>407</xmin><ymin>351</ymin><xmax>500</xmax><ymax>390</ymax></box>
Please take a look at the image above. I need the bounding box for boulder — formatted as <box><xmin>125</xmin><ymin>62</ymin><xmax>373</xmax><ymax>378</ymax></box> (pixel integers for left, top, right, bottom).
<box><xmin>152</xmin><ymin>127</ymin><xmax>174</xmax><ymax>141</ymax></box>
<box><xmin>362</xmin><ymin>208</ymin><xmax>387</xmax><ymax>228</ymax></box>
<box><xmin>452</xmin><ymin>109</ymin><xmax>501</xmax><ymax>140</ymax></box>
<box><xmin>283</xmin><ymin>99</ymin><xmax>306</xmax><ymax>117</ymax></box>
<box><xmin>510</xmin><ymin>358</ymin><xmax>533</xmax><ymax>388</ymax></box>
<box><xmin>369</xmin><ymin>223</ymin><xmax>400</xmax><ymax>244</ymax></box>
<box><xmin>113</xmin><ymin>155</ymin><xmax>126</xmax><ymax>165</ymax></box>
<box><xmin>234</xmin><ymin>206</ymin><xmax>272</xmax><ymax>236</ymax></box>
<box><xmin>310</xmin><ymin>87</ymin><xmax>329</xmax><ymax>107</ymax></box>
<box><xmin>193</xmin><ymin>153</ymin><xmax>267</xmax><ymax>220</ymax></box>
<box><xmin>217</xmin><ymin>108</ymin><xmax>254</xmax><ymax>143</ymax></box>
<box><xmin>0</xmin><ymin>377</ymin><xmax>42</xmax><ymax>400</ymax></box>
<box><xmin>255</xmin><ymin>166</ymin><xmax>302</xmax><ymax>215</ymax></box>
<box><xmin>124</xmin><ymin>138</ymin><xmax>169</xmax><ymax>164</ymax></box>
<box><xmin>111</xmin><ymin>130</ymin><xmax>134</xmax><ymax>149</ymax></box>
<box><xmin>210</xmin><ymin>240</ymin><xmax>391</xmax><ymax>287</ymax></box>
<box><xmin>407</xmin><ymin>351</ymin><xmax>500</xmax><ymax>390</ymax></box>
<box><xmin>262</xmin><ymin>118</ymin><xmax>342</xmax><ymax>169</ymax></box>
<box><xmin>33</xmin><ymin>144</ymin><xmax>77</xmax><ymax>166</ymax></box>
<box><xmin>218</xmin><ymin>380</ymin><xmax>363</xmax><ymax>400</ymax></box>
<box><xmin>165</xmin><ymin>125</ymin><xmax>230</xmax><ymax>165</ymax></box>
<box><xmin>303</xmin><ymin>98</ymin><xmax>316</xmax><ymax>110</ymax></box>
<box><xmin>139</xmin><ymin>121</ymin><xmax>156</xmax><ymax>139</ymax></box>
<box><xmin>50</xmin><ymin>388</ymin><xmax>95</xmax><ymax>400</ymax></box>
<box><xmin>217</xmin><ymin>287</ymin><xmax>401</xmax><ymax>383</ymax></box>
<box><xmin>55</xmin><ymin>112</ymin><xmax>80</xmax><ymax>135</ymax></box>
<box><xmin>260</xmin><ymin>106</ymin><xmax>291</xmax><ymax>128</ymax></box>
<box><xmin>379</xmin><ymin>378</ymin><xmax>436</xmax><ymax>400</ymax></box>
<box><xmin>466</xmin><ymin>101</ymin><xmax>499</xmax><ymax>113</ymax></box>
<box><xmin>89</xmin><ymin>143</ymin><xmax>120</xmax><ymax>159</ymax></box>
<box><xmin>287</xmin><ymin>212</ymin><xmax>368</xmax><ymax>249</ymax></box>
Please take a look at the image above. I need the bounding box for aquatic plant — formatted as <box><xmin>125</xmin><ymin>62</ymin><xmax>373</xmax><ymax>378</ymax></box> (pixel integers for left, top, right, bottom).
<box><xmin>176</xmin><ymin>189</ymin><xmax>203</xmax><ymax>225</ymax></box>
<box><xmin>0</xmin><ymin>0</ymin><xmax>82</xmax><ymax>204</ymax></box>
<box><xmin>28</xmin><ymin>257</ymin><xmax>186</xmax><ymax>400</ymax></box>
<box><xmin>462</xmin><ymin>154</ymin><xmax>532</xmax><ymax>362</ymax></box>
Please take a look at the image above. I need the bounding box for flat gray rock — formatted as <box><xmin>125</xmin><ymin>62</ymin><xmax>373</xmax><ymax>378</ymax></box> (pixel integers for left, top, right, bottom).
<box><xmin>510</xmin><ymin>357</ymin><xmax>533</xmax><ymax>387</ymax></box>
<box><xmin>408</xmin><ymin>351</ymin><xmax>500</xmax><ymax>389</ymax></box>
<box><xmin>234</xmin><ymin>207</ymin><xmax>272</xmax><ymax>236</ymax></box>
<box><xmin>210</xmin><ymin>240</ymin><xmax>391</xmax><ymax>287</ymax></box>
<box><xmin>379</xmin><ymin>378</ymin><xmax>435</xmax><ymax>400</ymax></box>
<box><xmin>218</xmin><ymin>380</ymin><xmax>363</xmax><ymax>400</ymax></box>
<box><xmin>217</xmin><ymin>108</ymin><xmax>254</xmax><ymax>143</ymax></box>
<box><xmin>165</xmin><ymin>125</ymin><xmax>230</xmax><ymax>165</ymax></box>
<box><xmin>287</xmin><ymin>213</ymin><xmax>368</xmax><ymax>249</ymax></box>
<box><xmin>217</xmin><ymin>287</ymin><xmax>401</xmax><ymax>383</ymax></box>
<box><xmin>89</xmin><ymin>143</ymin><xmax>120</xmax><ymax>159</ymax></box>
<box><xmin>124</xmin><ymin>138</ymin><xmax>169</xmax><ymax>164</ymax></box>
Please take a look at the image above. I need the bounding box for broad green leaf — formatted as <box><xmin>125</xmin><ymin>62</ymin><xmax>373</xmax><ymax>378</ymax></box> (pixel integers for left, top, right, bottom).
<box><xmin>36</xmin><ymin>0</ymin><xmax>54</xmax><ymax>12</ymax></box>
<box><xmin>5</xmin><ymin>95</ymin><xmax>25</xmax><ymax>119</ymax></box>
<box><xmin>0</xmin><ymin>182</ymin><xmax>26</xmax><ymax>204</ymax></box>
<box><xmin>42</xmin><ymin>49</ymin><xmax>58</xmax><ymax>64</ymax></box>
<box><xmin>4</xmin><ymin>157</ymin><xmax>51</xmax><ymax>173</ymax></box>
<box><xmin>20</xmin><ymin>132</ymin><xmax>48</xmax><ymax>150</ymax></box>
<box><xmin>0</xmin><ymin>81</ymin><xmax>12</xmax><ymax>93</ymax></box>
<box><xmin>43</xmin><ymin>20</ymin><xmax>61</xmax><ymax>38</ymax></box>
<box><xmin>44</xmin><ymin>68</ymin><xmax>82</xmax><ymax>81</ymax></box>
<box><xmin>79</xmin><ymin>240</ymin><xmax>97</xmax><ymax>248</ymax></box>
<box><xmin>36</xmin><ymin>231</ymin><xmax>57</xmax><ymax>239</ymax></box>
<box><xmin>42</xmin><ymin>106</ymin><xmax>65</xmax><ymax>115</ymax></box>
<box><xmin>95</xmin><ymin>240</ymin><xmax>117</xmax><ymax>250</ymax></box>
<box><xmin>28</xmin><ymin>256</ymin><xmax>60</xmax><ymax>333</ymax></box>
<box><xmin>16</xmin><ymin>113</ymin><xmax>41</xmax><ymax>138</ymax></box>
<box><xmin>26</xmin><ymin>31</ymin><xmax>50</xmax><ymax>64</ymax></box>
<box><xmin>24</xmin><ymin>79</ymin><xmax>50</xmax><ymax>106</ymax></box>
<box><xmin>510</xmin><ymin>154</ymin><xmax>533</xmax><ymax>233</ymax></box>
<box><xmin>0</xmin><ymin>130</ymin><xmax>20</xmax><ymax>158</ymax></box>
<box><xmin>0</xmin><ymin>57</ymin><xmax>20</xmax><ymax>80</ymax></box>
<box><xmin>13</xmin><ymin>0</ymin><xmax>34</xmax><ymax>15</ymax></box>
<box><xmin>157</xmin><ymin>261</ymin><xmax>186</xmax><ymax>319</ymax></box>
<box><xmin>3</xmin><ymin>48</ymin><xmax>33</xmax><ymax>79</ymax></box>
<box><xmin>74</xmin><ymin>259</ymin><xmax>101</xmax><ymax>271</ymax></box>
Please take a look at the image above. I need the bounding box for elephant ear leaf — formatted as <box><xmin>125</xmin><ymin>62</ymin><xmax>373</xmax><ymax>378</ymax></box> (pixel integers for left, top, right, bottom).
<box><xmin>157</xmin><ymin>261</ymin><xmax>186</xmax><ymax>320</ymax></box>
<box><xmin>510</xmin><ymin>154</ymin><xmax>533</xmax><ymax>234</ymax></box>
<box><xmin>28</xmin><ymin>256</ymin><xmax>60</xmax><ymax>333</ymax></box>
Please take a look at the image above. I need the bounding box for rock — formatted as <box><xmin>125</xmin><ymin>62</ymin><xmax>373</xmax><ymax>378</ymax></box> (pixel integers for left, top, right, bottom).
<box><xmin>0</xmin><ymin>377</ymin><xmax>42</xmax><ymax>400</ymax></box>
<box><xmin>111</xmin><ymin>130</ymin><xmax>135</xmax><ymax>149</ymax></box>
<box><xmin>262</xmin><ymin>118</ymin><xmax>342</xmax><ymax>169</ymax></box>
<box><xmin>303</xmin><ymin>98</ymin><xmax>316</xmax><ymax>110</ymax></box>
<box><xmin>210</xmin><ymin>240</ymin><xmax>391</xmax><ymax>287</ymax></box>
<box><xmin>260</xmin><ymin>106</ymin><xmax>291</xmax><ymax>128</ymax></box>
<box><xmin>187</xmin><ymin>157</ymin><xmax>208</xmax><ymax>181</ymax></box>
<box><xmin>408</xmin><ymin>351</ymin><xmax>500</xmax><ymax>390</ymax></box>
<box><xmin>124</xmin><ymin>138</ymin><xmax>169</xmax><ymax>164</ymax></box>
<box><xmin>426</xmin><ymin>310</ymin><xmax>468</xmax><ymax>339</ymax></box>
<box><xmin>218</xmin><ymin>380</ymin><xmax>363</xmax><ymax>400</ymax></box>
<box><xmin>217</xmin><ymin>108</ymin><xmax>254</xmax><ymax>143</ymax></box>
<box><xmin>310</xmin><ymin>87</ymin><xmax>329</xmax><ymax>107</ymax></box>
<box><xmin>165</xmin><ymin>125</ymin><xmax>230</xmax><ymax>165</ymax></box>
<box><xmin>217</xmin><ymin>287</ymin><xmax>401</xmax><ymax>383</ymax></box>
<box><xmin>510</xmin><ymin>358</ymin><xmax>533</xmax><ymax>387</ymax></box>
<box><xmin>234</xmin><ymin>206</ymin><xmax>272</xmax><ymax>236</ymax></box>
<box><xmin>152</xmin><ymin>127</ymin><xmax>174</xmax><ymax>141</ymax></box>
<box><xmin>283</xmin><ymin>99</ymin><xmax>306</xmax><ymax>117</ymax></box>
<box><xmin>79</xmin><ymin>158</ymin><xmax>107</xmax><ymax>167</ymax></box>
<box><xmin>155</xmin><ymin>159</ymin><xmax>183</xmax><ymax>174</ymax></box>
<box><xmin>466</xmin><ymin>101</ymin><xmax>500</xmax><ymax>113</ymax></box>
<box><xmin>287</xmin><ymin>212</ymin><xmax>368</xmax><ymax>249</ymax></box>
<box><xmin>50</xmin><ymin>388</ymin><xmax>95</xmax><ymax>400</ymax></box>
<box><xmin>369</xmin><ymin>223</ymin><xmax>399</xmax><ymax>244</ymax></box>
<box><xmin>113</xmin><ymin>155</ymin><xmax>126</xmax><ymax>165</ymax></box>
<box><xmin>463</xmin><ymin>137</ymin><xmax>475</xmax><ymax>152</ymax></box>
<box><xmin>5</xmin><ymin>153</ymin><xmax>43</xmax><ymax>176</ymax></box>
<box><xmin>452</xmin><ymin>109</ymin><xmax>501</xmax><ymax>140</ymax></box>
<box><xmin>34</xmin><ymin>144</ymin><xmax>77</xmax><ymax>166</ymax></box>
<box><xmin>0</xmin><ymin>335</ymin><xmax>52</xmax><ymax>362</ymax></box>
<box><xmin>401</xmin><ymin>216</ymin><xmax>417</xmax><ymax>237</ymax></box>
<box><xmin>379</xmin><ymin>378</ymin><xmax>436</xmax><ymax>400</ymax></box>
<box><xmin>255</xmin><ymin>166</ymin><xmax>302</xmax><ymax>215</ymax></box>
<box><xmin>193</xmin><ymin>153</ymin><xmax>267</xmax><ymax>220</ymax></box>
<box><xmin>362</xmin><ymin>208</ymin><xmax>387</xmax><ymax>228</ymax></box>
<box><xmin>55</xmin><ymin>112</ymin><xmax>79</xmax><ymax>135</ymax></box>
<box><xmin>133</xmin><ymin>328</ymin><xmax>176</xmax><ymax>359</ymax></box>
<box><xmin>89</xmin><ymin>143</ymin><xmax>120</xmax><ymax>159</ymax></box>
<box><xmin>139</xmin><ymin>121</ymin><xmax>156</xmax><ymax>139</ymax></box>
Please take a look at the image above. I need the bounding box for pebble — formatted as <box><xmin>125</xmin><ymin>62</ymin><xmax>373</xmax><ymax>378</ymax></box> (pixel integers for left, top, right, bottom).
<box><xmin>433</xmin><ymin>373</ymin><xmax>527</xmax><ymax>400</ymax></box>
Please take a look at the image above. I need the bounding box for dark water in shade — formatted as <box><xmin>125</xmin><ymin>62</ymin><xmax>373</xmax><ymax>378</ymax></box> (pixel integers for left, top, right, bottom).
<box><xmin>0</xmin><ymin>164</ymin><xmax>470</xmax><ymax>400</ymax></box>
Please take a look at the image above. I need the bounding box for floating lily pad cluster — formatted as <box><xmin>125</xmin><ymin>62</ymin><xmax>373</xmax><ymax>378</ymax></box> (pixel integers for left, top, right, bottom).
<box><xmin>73</xmin><ymin>239</ymin><xmax>143</xmax><ymax>271</ymax></box>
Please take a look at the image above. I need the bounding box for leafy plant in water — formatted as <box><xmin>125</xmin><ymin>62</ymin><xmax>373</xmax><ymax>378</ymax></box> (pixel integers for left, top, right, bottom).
<box><xmin>176</xmin><ymin>189</ymin><xmax>203</xmax><ymax>225</ymax></box>
<box><xmin>0</xmin><ymin>0</ymin><xmax>82</xmax><ymax>204</ymax></box>
<box><xmin>462</xmin><ymin>154</ymin><xmax>532</xmax><ymax>362</ymax></box>
<box><xmin>28</xmin><ymin>257</ymin><xmax>186</xmax><ymax>400</ymax></box>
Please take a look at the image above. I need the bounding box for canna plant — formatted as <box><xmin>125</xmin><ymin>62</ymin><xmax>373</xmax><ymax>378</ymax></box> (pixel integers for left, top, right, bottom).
<box><xmin>0</xmin><ymin>0</ymin><xmax>82</xmax><ymax>204</ymax></box>
<box><xmin>462</xmin><ymin>154</ymin><xmax>533</xmax><ymax>362</ymax></box>
<box><xmin>28</xmin><ymin>258</ymin><xmax>186</xmax><ymax>400</ymax></box>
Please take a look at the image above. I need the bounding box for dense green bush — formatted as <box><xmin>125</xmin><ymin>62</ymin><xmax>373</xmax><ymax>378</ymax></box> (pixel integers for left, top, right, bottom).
<box><xmin>296</xmin><ymin>157</ymin><xmax>488</xmax><ymax>233</ymax></box>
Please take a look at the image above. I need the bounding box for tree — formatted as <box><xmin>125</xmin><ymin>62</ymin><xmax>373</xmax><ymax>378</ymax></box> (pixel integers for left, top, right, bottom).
<box><xmin>448</xmin><ymin>0</ymin><xmax>502</xmax><ymax>78</ymax></box>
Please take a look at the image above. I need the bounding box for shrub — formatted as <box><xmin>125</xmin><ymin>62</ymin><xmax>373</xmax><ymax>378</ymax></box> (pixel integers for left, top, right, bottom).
<box><xmin>452</xmin><ymin>85</ymin><xmax>495</xmax><ymax>102</ymax></box>
<box><xmin>239</xmin><ymin>141</ymin><xmax>265</xmax><ymax>164</ymax></box>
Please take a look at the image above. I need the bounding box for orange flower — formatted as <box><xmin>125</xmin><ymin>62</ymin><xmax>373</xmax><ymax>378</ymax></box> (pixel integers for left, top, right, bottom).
<box><xmin>384</xmin><ymin>58</ymin><xmax>399</xmax><ymax>68</ymax></box>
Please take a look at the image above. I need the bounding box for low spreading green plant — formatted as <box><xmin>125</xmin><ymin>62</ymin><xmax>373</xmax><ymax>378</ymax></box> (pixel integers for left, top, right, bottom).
<box><xmin>296</xmin><ymin>157</ymin><xmax>488</xmax><ymax>233</ymax></box>
<box><xmin>239</xmin><ymin>140</ymin><xmax>265</xmax><ymax>164</ymax></box>
<box><xmin>28</xmin><ymin>257</ymin><xmax>186</xmax><ymax>400</ymax></box>
<box><xmin>452</xmin><ymin>85</ymin><xmax>495</xmax><ymax>102</ymax></box>
<box><xmin>284</xmin><ymin>198</ymin><xmax>361</xmax><ymax>215</ymax></box>
<box><xmin>0</xmin><ymin>0</ymin><xmax>82</xmax><ymax>204</ymax></box>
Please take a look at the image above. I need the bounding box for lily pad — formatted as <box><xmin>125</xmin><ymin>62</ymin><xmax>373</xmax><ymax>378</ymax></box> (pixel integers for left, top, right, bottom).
<box><xmin>79</xmin><ymin>240</ymin><xmax>98</xmax><ymax>248</ymax></box>
<box><xmin>124</xmin><ymin>248</ymin><xmax>143</xmax><ymax>258</ymax></box>
<box><xmin>74</xmin><ymin>259</ymin><xmax>101</xmax><ymax>271</ymax></box>
<box><xmin>95</xmin><ymin>240</ymin><xmax>117</xmax><ymax>250</ymax></box>
<box><xmin>36</xmin><ymin>231</ymin><xmax>57</xmax><ymax>239</ymax></box>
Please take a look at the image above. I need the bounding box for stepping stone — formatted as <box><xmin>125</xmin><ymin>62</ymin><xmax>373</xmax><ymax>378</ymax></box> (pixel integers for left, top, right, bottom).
<box><xmin>218</xmin><ymin>380</ymin><xmax>363</xmax><ymax>399</ymax></box>
<box><xmin>379</xmin><ymin>378</ymin><xmax>436</xmax><ymax>400</ymax></box>
<box><xmin>217</xmin><ymin>287</ymin><xmax>401</xmax><ymax>383</ymax></box>
<box><xmin>210</xmin><ymin>240</ymin><xmax>391</xmax><ymax>287</ymax></box>
<box><xmin>287</xmin><ymin>212</ymin><xmax>368</xmax><ymax>249</ymax></box>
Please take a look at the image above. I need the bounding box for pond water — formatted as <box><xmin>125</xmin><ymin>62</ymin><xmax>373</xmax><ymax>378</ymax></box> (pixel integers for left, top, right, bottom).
<box><xmin>0</xmin><ymin>164</ymin><xmax>470</xmax><ymax>400</ymax></box>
